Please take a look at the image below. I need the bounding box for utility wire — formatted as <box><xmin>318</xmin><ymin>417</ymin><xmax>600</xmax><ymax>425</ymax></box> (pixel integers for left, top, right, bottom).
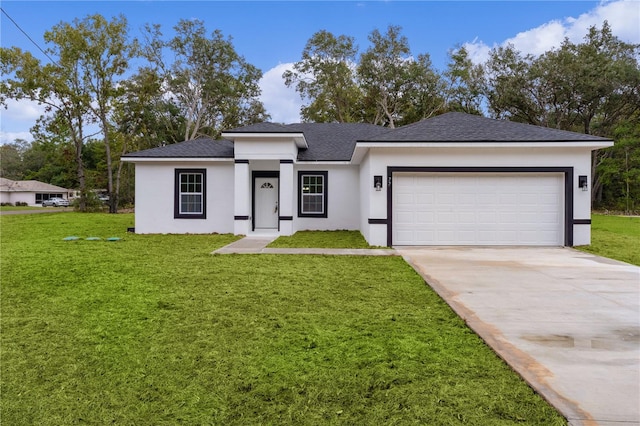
<box><xmin>1</xmin><ymin>7</ymin><xmax>59</xmax><ymax>66</ymax></box>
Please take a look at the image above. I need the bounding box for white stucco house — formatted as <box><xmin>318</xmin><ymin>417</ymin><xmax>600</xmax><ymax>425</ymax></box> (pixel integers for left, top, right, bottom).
<box><xmin>122</xmin><ymin>112</ymin><xmax>613</xmax><ymax>247</ymax></box>
<box><xmin>0</xmin><ymin>178</ymin><xmax>71</xmax><ymax>206</ymax></box>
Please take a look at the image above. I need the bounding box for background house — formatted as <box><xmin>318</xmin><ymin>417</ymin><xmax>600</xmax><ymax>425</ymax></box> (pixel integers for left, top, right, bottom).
<box><xmin>0</xmin><ymin>178</ymin><xmax>71</xmax><ymax>206</ymax></box>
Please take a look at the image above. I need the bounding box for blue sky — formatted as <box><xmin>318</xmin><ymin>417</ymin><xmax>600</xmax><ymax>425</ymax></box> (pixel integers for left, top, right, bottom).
<box><xmin>1</xmin><ymin>0</ymin><xmax>639</xmax><ymax>143</ymax></box>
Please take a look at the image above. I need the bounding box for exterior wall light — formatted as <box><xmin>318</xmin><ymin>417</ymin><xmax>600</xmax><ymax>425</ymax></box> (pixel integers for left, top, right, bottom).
<box><xmin>578</xmin><ymin>175</ymin><xmax>588</xmax><ymax>191</ymax></box>
<box><xmin>374</xmin><ymin>175</ymin><xmax>383</xmax><ymax>191</ymax></box>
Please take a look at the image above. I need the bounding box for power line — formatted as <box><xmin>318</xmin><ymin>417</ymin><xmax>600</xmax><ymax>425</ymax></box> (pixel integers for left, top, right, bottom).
<box><xmin>1</xmin><ymin>7</ymin><xmax>59</xmax><ymax>66</ymax></box>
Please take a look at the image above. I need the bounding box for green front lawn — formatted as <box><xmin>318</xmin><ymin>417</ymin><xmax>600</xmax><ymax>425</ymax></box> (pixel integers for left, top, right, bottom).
<box><xmin>269</xmin><ymin>229</ymin><xmax>373</xmax><ymax>248</ymax></box>
<box><xmin>1</xmin><ymin>214</ymin><xmax>565</xmax><ymax>425</ymax></box>
<box><xmin>577</xmin><ymin>214</ymin><xmax>640</xmax><ymax>266</ymax></box>
<box><xmin>0</xmin><ymin>205</ymin><xmax>45</xmax><ymax>211</ymax></box>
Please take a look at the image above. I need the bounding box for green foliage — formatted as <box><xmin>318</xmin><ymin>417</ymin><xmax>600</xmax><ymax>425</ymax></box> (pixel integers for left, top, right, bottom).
<box><xmin>286</xmin><ymin>26</ymin><xmax>446</xmax><ymax>127</ymax></box>
<box><xmin>595</xmin><ymin>114</ymin><xmax>640</xmax><ymax>212</ymax></box>
<box><xmin>71</xmin><ymin>191</ymin><xmax>106</xmax><ymax>212</ymax></box>
<box><xmin>484</xmin><ymin>22</ymin><xmax>640</xmax><ymax>207</ymax></box>
<box><xmin>0</xmin><ymin>140</ymin><xmax>29</xmax><ymax>179</ymax></box>
<box><xmin>145</xmin><ymin>19</ymin><xmax>269</xmax><ymax>140</ymax></box>
<box><xmin>577</xmin><ymin>214</ymin><xmax>640</xmax><ymax>266</ymax></box>
<box><xmin>1</xmin><ymin>213</ymin><xmax>565</xmax><ymax>425</ymax></box>
<box><xmin>444</xmin><ymin>46</ymin><xmax>485</xmax><ymax>115</ymax></box>
<box><xmin>283</xmin><ymin>30</ymin><xmax>361</xmax><ymax>123</ymax></box>
<box><xmin>358</xmin><ymin>25</ymin><xmax>446</xmax><ymax>128</ymax></box>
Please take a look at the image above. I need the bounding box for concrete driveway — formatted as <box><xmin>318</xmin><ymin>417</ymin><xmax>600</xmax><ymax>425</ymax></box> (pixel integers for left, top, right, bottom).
<box><xmin>397</xmin><ymin>247</ymin><xmax>640</xmax><ymax>426</ymax></box>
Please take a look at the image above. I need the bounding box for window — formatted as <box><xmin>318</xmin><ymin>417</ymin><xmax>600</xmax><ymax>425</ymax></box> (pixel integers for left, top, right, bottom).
<box><xmin>174</xmin><ymin>169</ymin><xmax>206</xmax><ymax>219</ymax></box>
<box><xmin>298</xmin><ymin>171</ymin><xmax>327</xmax><ymax>218</ymax></box>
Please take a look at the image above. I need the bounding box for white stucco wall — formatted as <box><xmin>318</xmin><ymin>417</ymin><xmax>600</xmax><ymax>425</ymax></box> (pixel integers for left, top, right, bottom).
<box><xmin>358</xmin><ymin>152</ymin><xmax>371</xmax><ymax>242</ymax></box>
<box><xmin>0</xmin><ymin>192</ymin><xmax>35</xmax><ymax>205</ymax></box>
<box><xmin>361</xmin><ymin>146</ymin><xmax>596</xmax><ymax>247</ymax></box>
<box><xmin>133</xmin><ymin>161</ymin><xmax>234</xmax><ymax>234</ymax></box>
<box><xmin>129</xmin><ymin>143</ymin><xmax>598</xmax><ymax>247</ymax></box>
<box><xmin>234</xmin><ymin>140</ymin><xmax>298</xmax><ymax>161</ymax></box>
<box><xmin>293</xmin><ymin>164</ymin><xmax>360</xmax><ymax>232</ymax></box>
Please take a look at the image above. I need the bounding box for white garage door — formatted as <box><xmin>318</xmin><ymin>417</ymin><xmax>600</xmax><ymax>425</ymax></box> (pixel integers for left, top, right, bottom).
<box><xmin>393</xmin><ymin>173</ymin><xmax>564</xmax><ymax>246</ymax></box>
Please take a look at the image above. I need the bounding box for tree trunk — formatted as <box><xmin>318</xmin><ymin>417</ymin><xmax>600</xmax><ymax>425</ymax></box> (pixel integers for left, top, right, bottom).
<box><xmin>100</xmin><ymin>113</ymin><xmax>117</xmax><ymax>213</ymax></box>
<box><xmin>70</xmin><ymin>111</ymin><xmax>87</xmax><ymax>212</ymax></box>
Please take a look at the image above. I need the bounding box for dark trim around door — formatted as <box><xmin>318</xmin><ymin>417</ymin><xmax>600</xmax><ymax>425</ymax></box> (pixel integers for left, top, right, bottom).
<box><xmin>252</xmin><ymin>171</ymin><xmax>280</xmax><ymax>231</ymax></box>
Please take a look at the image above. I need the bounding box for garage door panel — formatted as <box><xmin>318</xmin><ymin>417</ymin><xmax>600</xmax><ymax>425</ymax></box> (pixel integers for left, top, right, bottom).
<box><xmin>416</xmin><ymin>211</ymin><xmax>435</xmax><ymax>224</ymax></box>
<box><xmin>393</xmin><ymin>173</ymin><xmax>563</xmax><ymax>246</ymax></box>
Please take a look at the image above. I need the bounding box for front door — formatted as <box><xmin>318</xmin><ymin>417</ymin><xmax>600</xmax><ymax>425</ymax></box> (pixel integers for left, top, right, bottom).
<box><xmin>254</xmin><ymin>177</ymin><xmax>279</xmax><ymax>229</ymax></box>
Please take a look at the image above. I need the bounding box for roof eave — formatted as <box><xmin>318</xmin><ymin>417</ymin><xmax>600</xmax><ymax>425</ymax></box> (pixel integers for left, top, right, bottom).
<box><xmin>221</xmin><ymin>131</ymin><xmax>309</xmax><ymax>149</ymax></box>
<box><xmin>355</xmin><ymin>140</ymin><xmax>614</xmax><ymax>149</ymax></box>
<box><xmin>121</xmin><ymin>156</ymin><xmax>233</xmax><ymax>163</ymax></box>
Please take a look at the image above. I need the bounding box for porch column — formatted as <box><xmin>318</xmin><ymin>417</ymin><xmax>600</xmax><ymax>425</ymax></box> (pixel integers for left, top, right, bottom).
<box><xmin>234</xmin><ymin>160</ymin><xmax>251</xmax><ymax>235</ymax></box>
<box><xmin>279</xmin><ymin>160</ymin><xmax>294</xmax><ymax>236</ymax></box>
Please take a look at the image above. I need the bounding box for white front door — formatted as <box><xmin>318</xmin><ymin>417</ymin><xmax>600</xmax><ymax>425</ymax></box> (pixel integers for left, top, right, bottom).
<box><xmin>254</xmin><ymin>177</ymin><xmax>279</xmax><ymax>229</ymax></box>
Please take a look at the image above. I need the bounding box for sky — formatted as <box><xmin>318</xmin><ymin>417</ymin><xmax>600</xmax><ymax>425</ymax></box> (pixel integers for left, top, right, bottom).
<box><xmin>1</xmin><ymin>0</ymin><xmax>639</xmax><ymax>144</ymax></box>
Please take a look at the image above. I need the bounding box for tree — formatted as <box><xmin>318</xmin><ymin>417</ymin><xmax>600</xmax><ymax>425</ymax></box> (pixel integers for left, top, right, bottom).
<box><xmin>485</xmin><ymin>22</ymin><xmax>640</xmax><ymax>204</ymax></box>
<box><xmin>596</xmin><ymin>114</ymin><xmax>640</xmax><ymax>212</ymax></box>
<box><xmin>0</xmin><ymin>139</ymin><xmax>29</xmax><ymax>179</ymax></box>
<box><xmin>283</xmin><ymin>30</ymin><xmax>361</xmax><ymax>122</ymax></box>
<box><xmin>444</xmin><ymin>46</ymin><xmax>485</xmax><ymax>115</ymax></box>
<box><xmin>1</xmin><ymin>46</ymin><xmax>92</xmax><ymax>210</ymax></box>
<box><xmin>358</xmin><ymin>25</ymin><xmax>445</xmax><ymax>127</ymax></box>
<box><xmin>145</xmin><ymin>19</ymin><xmax>269</xmax><ymax>140</ymax></box>
<box><xmin>24</xmin><ymin>119</ymin><xmax>78</xmax><ymax>188</ymax></box>
<box><xmin>44</xmin><ymin>14</ymin><xmax>137</xmax><ymax>213</ymax></box>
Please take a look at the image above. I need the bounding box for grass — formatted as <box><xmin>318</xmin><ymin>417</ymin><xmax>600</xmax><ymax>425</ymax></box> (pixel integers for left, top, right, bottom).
<box><xmin>1</xmin><ymin>213</ymin><xmax>566</xmax><ymax>425</ymax></box>
<box><xmin>0</xmin><ymin>205</ymin><xmax>46</xmax><ymax>211</ymax></box>
<box><xmin>268</xmin><ymin>230</ymin><xmax>374</xmax><ymax>248</ymax></box>
<box><xmin>577</xmin><ymin>214</ymin><xmax>640</xmax><ymax>266</ymax></box>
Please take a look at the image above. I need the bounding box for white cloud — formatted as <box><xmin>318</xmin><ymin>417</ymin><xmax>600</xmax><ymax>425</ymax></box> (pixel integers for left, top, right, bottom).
<box><xmin>0</xmin><ymin>98</ymin><xmax>48</xmax><ymax>144</ymax></box>
<box><xmin>508</xmin><ymin>21</ymin><xmax>567</xmax><ymax>56</ymax></box>
<box><xmin>258</xmin><ymin>63</ymin><xmax>302</xmax><ymax>124</ymax></box>
<box><xmin>463</xmin><ymin>0</ymin><xmax>640</xmax><ymax>64</ymax></box>
<box><xmin>1</xmin><ymin>98</ymin><xmax>47</xmax><ymax>122</ymax></box>
<box><xmin>0</xmin><ymin>131</ymin><xmax>34</xmax><ymax>144</ymax></box>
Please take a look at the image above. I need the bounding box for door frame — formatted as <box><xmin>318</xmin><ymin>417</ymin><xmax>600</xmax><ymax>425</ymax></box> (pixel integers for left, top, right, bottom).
<box><xmin>252</xmin><ymin>171</ymin><xmax>280</xmax><ymax>231</ymax></box>
<box><xmin>386</xmin><ymin>166</ymin><xmax>574</xmax><ymax>247</ymax></box>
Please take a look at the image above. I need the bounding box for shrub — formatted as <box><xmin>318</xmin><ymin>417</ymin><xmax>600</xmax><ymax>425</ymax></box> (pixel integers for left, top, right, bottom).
<box><xmin>71</xmin><ymin>193</ymin><xmax>107</xmax><ymax>213</ymax></box>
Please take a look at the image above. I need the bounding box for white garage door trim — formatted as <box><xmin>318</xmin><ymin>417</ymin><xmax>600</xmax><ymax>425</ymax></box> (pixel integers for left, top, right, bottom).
<box><xmin>387</xmin><ymin>167</ymin><xmax>574</xmax><ymax>247</ymax></box>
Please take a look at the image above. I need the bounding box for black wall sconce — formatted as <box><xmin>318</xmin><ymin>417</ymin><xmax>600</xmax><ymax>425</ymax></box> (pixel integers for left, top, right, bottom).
<box><xmin>578</xmin><ymin>175</ymin><xmax>588</xmax><ymax>191</ymax></box>
<box><xmin>374</xmin><ymin>175</ymin><xmax>383</xmax><ymax>191</ymax></box>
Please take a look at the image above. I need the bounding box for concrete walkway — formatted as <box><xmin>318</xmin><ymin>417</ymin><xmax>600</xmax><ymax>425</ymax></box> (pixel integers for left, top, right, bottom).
<box><xmin>212</xmin><ymin>235</ymin><xmax>398</xmax><ymax>256</ymax></box>
<box><xmin>397</xmin><ymin>247</ymin><xmax>640</xmax><ymax>426</ymax></box>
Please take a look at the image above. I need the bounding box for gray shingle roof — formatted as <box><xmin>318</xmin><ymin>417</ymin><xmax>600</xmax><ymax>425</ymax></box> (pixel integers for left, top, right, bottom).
<box><xmin>0</xmin><ymin>177</ymin><xmax>69</xmax><ymax>192</ymax></box>
<box><xmin>123</xmin><ymin>113</ymin><xmax>611</xmax><ymax>161</ymax></box>
<box><xmin>123</xmin><ymin>137</ymin><xmax>234</xmax><ymax>158</ymax></box>
<box><xmin>286</xmin><ymin>123</ymin><xmax>388</xmax><ymax>161</ymax></box>
<box><xmin>225</xmin><ymin>122</ymin><xmax>388</xmax><ymax>161</ymax></box>
<box><xmin>361</xmin><ymin>112</ymin><xmax>612</xmax><ymax>142</ymax></box>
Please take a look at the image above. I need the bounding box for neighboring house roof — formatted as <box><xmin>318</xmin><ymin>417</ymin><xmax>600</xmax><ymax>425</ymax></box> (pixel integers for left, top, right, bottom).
<box><xmin>123</xmin><ymin>138</ymin><xmax>234</xmax><ymax>158</ymax></box>
<box><xmin>360</xmin><ymin>112</ymin><xmax>613</xmax><ymax>142</ymax></box>
<box><xmin>0</xmin><ymin>178</ymin><xmax>69</xmax><ymax>193</ymax></box>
